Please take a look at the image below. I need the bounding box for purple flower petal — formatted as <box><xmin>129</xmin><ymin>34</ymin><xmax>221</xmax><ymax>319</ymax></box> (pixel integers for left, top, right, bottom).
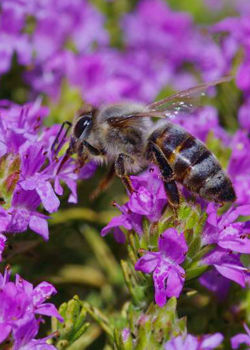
<box><xmin>33</xmin><ymin>282</ymin><xmax>57</xmax><ymax>306</ymax></box>
<box><xmin>54</xmin><ymin>177</ymin><xmax>63</xmax><ymax>196</ymax></box>
<box><xmin>220</xmin><ymin>205</ymin><xmax>250</xmax><ymax>227</ymax></box>
<box><xmin>0</xmin><ymin>323</ymin><xmax>11</xmax><ymax>343</ymax></box>
<box><xmin>231</xmin><ymin>325</ymin><xmax>250</xmax><ymax>350</ymax></box>
<box><xmin>29</xmin><ymin>215</ymin><xmax>49</xmax><ymax>240</ymax></box>
<box><xmin>35</xmin><ymin>303</ymin><xmax>63</xmax><ymax>322</ymax></box>
<box><xmin>101</xmin><ymin>215</ymin><xmax>132</xmax><ymax>237</ymax></box>
<box><xmin>0</xmin><ymin>207</ymin><xmax>10</xmax><ymax>231</ymax></box>
<box><xmin>113</xmin><ymin>227</ymin><xmax>126</xmax><ymax>244</ymax></box>
<box><xmin>231</xmin><ymin>334</ymin><xmax>250</xmax><ymax>349</ymax></box>
<box><xmin>215</xmin><ymin>263</ymin><xmax>246</xmax><ymax>287</ymax></box>
<box><xmin>158</xmin><ymin>229</ymin><xmax>188</xmax><ymax>264</ymax></box>
<box><xmin>153</xmin><ymin>261</ymin><xmax>170</xmax><ymax>307</ymax></box>
<box><xmin>218</xmin><ymin>231</ymin><xmax>250</xmax><ymax>253</ymax></box>
<box><xmin>64</xmin><ymin>178</ymin><xmax>78</xmax><ymax>204</ymax></box>
<box><xmin>164</xmin><ymin>333</ymin><xmax>224</xmax><ymax>350</ymax></box>
<box><xmin>199</xmin><ymin>269</ymin><xmax>231</xmax><ymax>300</ymax></box>
<box><xmin>128</xmin><ymin>187</ymin><xmax>154</xmax><ymax>215</ymax></box>
<box><xmin>0</xmin><ymin>233</ymin><xmax>7</xmax><ymax>261</ymax></box>
<box><xmin>135</xmin><ymin>252</ymin><xmax>159</xmax><ymax>273</ymax></box>
<box><xmin>203</xmin><ymin>248</ymin><xmax>247</xmax><ymax>287</ymax></box>
<box><xmin>201</xmin><ymin>333</ymin><xmax>224</xmax><ymax>349</ymax></box>
<box><xmin>12</xmin><ymin>314</ymin><xmax>39</xmax><ymax>350</ymax></box>
<box><xmin>7</xmin><ymin>208</ymin><xmax>30</xmax><ymax>233</ymax></box>
<box><xmin>122</xmin><ymin>328</ymin><xmax>130</xmax><ymax>343</ymax></box>
<box><xmin>166</xmin><ymin>268</ymin><xmax>185</xmax><ymax>298</ymax></box>
<box><xmin>36</xmin><ymin>181</ymin><xmax>60</xmax><ymax>213</ymax></box>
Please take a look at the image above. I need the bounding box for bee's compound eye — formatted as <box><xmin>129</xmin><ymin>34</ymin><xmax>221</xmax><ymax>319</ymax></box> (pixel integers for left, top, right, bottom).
<box><xmin>74</xmin><ymin>116</ymin><xmax>92</xmax><ymax>139</ymax></box>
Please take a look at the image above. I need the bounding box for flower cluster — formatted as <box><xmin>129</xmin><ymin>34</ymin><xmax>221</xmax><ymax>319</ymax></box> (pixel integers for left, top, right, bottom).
<box><xmin>212</xmin><ymin>11</ymin><xmax>250</xmax><ymax>133</ymax></box>
<box><xmin>0</xmin><ymin>267</ymin><xmax>62</xmax><ymax>349</ymax></box>
<box><xmin>0</xmin><ymin>0</ymin><xmax>108</xmax><ymax>99</ymax></box>
<box><xmin>0</xmin><ymin>100</ymin><xmax>95</xmax><ymax>260</ymax></box>
<box><xmin>0</xmin><ymin>0</ymin><xmax>235</xmax><ymax>106</ymax></box>
<box><xmin>0</xmin><ymin>0</ymin><xmax>249</xmax><ymax>348</ymax></box>
<box><xmin>228</xmin><ymin>131</ymin><xmax>250</xmax><ymax>205</ymax></box>
<box><xmin>200</xmin><ymin>203</ymin><xmax>250</xmax><ymax>295</ymax></box>
<box><xmin>102</xmin><ymin>151</ymin><xmax>250</xmax><ymax>307</ymax></box>
<box><xmin>101</xmin><ymin>166</ymin><xmax>166</xmax><ymax>242</ymax></box>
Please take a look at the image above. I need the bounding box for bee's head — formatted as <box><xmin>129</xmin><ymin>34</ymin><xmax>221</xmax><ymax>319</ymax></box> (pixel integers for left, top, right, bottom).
<box><xmin>73</xmin><ymin>104</ymin><xmax>96</xmax><ymax>141</ymax></box>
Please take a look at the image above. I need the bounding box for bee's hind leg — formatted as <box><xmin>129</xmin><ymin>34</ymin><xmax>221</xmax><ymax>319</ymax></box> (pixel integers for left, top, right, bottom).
<box><xmin>115</xmin><ymin>153</ymin><xmax>135</xmax><ymax>194</ymax></box>
<box><xmin>148</xmin><ymin>141</ymin><xmax>180</xmax><ymax>210</ymax></box>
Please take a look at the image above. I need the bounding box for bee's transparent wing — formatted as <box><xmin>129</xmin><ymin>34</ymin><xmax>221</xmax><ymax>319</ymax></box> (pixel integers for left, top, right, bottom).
<box><xmin>146</xmin><ymin>76</ymin><xmax>232</xmax><ymax>118</ymax></box>
<box><xmin>107</xmin><ymin>77</ymin><xmax>232</xmax><ymax>126</ymax></box>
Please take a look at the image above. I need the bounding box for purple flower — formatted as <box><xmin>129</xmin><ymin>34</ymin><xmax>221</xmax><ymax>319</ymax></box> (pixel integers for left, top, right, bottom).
<box><xmin>231</xmin><ymin>324</ymin><xmax>250</xmax><ymax>349</ymax></box>
<box><xmin>237</xmin><ymin>55</ymin><xmax>250</xmax><ymax>93</ymax></box>
<box><xmin>199</xmin><ymin>269</ymin><xmax>231</xmax><ymax>300</ymax></box>
<box><xmin>78</xmin><ymin>161</ymin><xmax>97</xmax><ymax>180</ymax></box>
<box><xmin>174</xmin><ymin>106</ymin><xmax>230</xmax><ymax>145</ymax></box>
<box><xmin>0</xmin><ymin>233</ymin><xmax>6</xmax><ymax>260</ymax></box>
<box><xmin>129</xmin><ymin>166</ymin><xmax>167</xmax><ymax>222</ymax></box>
<box><xmin>164</xmin><ymin>333</ymin><xmax>224</xmax><ymax>350</ymax></box>
<box><xmin>238</xmin><ymin>98</ymin><xmax>250</xmax><ymax>131</ymax></box>
<box><xmin>202</xmin><ymin>248</ymin><xmax>247</xmax><ymax>287</ymax></box>
<box><xmin>6</xmin><ymin>187</ymin><xmax>50</xmax><ymax>240</ymax></box>
<box><xmin>14</xmin><ymin>323</ymin><xmax>56</xmax><ymax>350</ymax></box>
<box><xmin>15</xmin><ymin>335</ymin><xmax>57</xmax><ymax>350</ymax></box>
<box><xmin>122</xmin><ymin>0</ymin><xmax>226</xmax><ymax>86</ymax></box>
<box><xmin>24</xmin><ymin>0</ymin><xmax>108</xmax><ymax>99</ymax></box>
<box><xmin>122</xmin><ymin>0</ymin><xmax>193</xmax><ymax>63</ymax></box>
<box><xmin>135</xmin><ymin>228</ymin><xmax>188</xmax><ymax>307</ymax></box>
<box><xmin>228</xmin><ymin>131</ymin><xmax>250</xmax><ymax>205</ymax></box>
<box><xmin>0</xmin><ymin>99</ymin><xmax>49</xmax><ymax>157</ymax></box>
<box><xmin>101</xmin><ymin>167</ymin><xmax>168</xmax><ymax>242</ymax></box>
<box><xmin>0</xmin><ymin>268</ymin><xmax>62</xmax><ymax>348</ymax></box>
<box><xmin>121</xmin><ymin>328</ymin><xmax>131</xmax><ymax>343</ymax></box>
<box><xmin>213</xmin><ymin>16</ymin><xmax>250</xmax><ymax>94</ymax></box>
<box><xmin>101</xmin><ymin>166</ymin><xmax>171</xmax><ymax>243</ymax></box>
<box><xmin>202</xmin><ymin>203</ymin><xmax>250</xmax><ymax>254</ymax></box>
<box><xmin>0</xmin><ymin>99</ymin><xmax>97</xmax><ymax>258</ymax></box>
<box><xmin>101</xmin><ymin>202</ymin><xmax>142</xmax><ymax>243</ymax></box>
<box><xmin>15</xmin><ymin>277</ymin><xmax>63</xmax><ymax>321</ymax></box>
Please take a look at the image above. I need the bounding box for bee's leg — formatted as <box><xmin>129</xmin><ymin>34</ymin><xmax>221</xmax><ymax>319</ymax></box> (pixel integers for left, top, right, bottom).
<box><xmin>90</xmin><ymin>163</ymin><xmax>115</xmax><ymax>200</ymax></box>
<box><xmin>148</xmin><ymin>141</ymin><xmax>180</xmax><ymax>208</ymax></box>
<box><xmin>74</xmin><ymin>140</ymin><xmax>101</xmax><ymax>172</ymax></box>
<box><xmin>74</xmin><ymin>142</ymin><xmax>88</xmax><ymax>173</ymax></box>
<box><xmin>51</xmin><ymin>121</ymin><xmax>72</xmax><ymax>156</ymax></box>
<box><xmin>115</xmin><ymin>153</ymin><xmax>134</xmax><ymax>194</ymax></box>
<box><xmin>82</xmin><ymin>140</ymin><xmax>103</xmax><ymax>156</ymax></box>
<box><xmin>56</xmin><ymin>136</ymin><xmax>77</xmax><ymax>174</ymax></box>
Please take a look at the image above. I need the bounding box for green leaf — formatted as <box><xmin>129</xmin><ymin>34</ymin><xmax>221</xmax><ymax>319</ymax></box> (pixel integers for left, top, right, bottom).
<box><xmin>185</xmin><ymin>264</ymin><xmax>209</xmax><ymax>280</ymax></box>
<box><xmin>0</xmin><ymin>153</ymin><xmax>20</xmax><ymax>209</ymax></box>
<box><xmin>53</xmin><ymin>296</ymin><xmax>90</xmax><ymax>349</ymax></box>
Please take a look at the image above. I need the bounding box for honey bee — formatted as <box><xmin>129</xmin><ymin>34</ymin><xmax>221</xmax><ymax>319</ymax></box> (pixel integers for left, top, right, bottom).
<box><xmin>53</xmin><ymin>77</ymin><xmax>236</xmax><ymax>207</ymax></box>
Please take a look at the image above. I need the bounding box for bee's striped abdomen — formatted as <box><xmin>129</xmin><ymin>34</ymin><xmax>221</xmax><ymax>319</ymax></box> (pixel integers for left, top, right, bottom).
<box><xmin>151</xmin><ymin>123</ymin><xmax>236</xmax><ymax>203</ymax></box>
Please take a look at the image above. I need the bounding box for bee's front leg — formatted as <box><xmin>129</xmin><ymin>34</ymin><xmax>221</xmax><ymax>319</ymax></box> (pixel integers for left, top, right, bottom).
<box><xmin>148</xmin><ymin>141</ymin><xmax>180</xmax><ymax>209</ymax></box>
<box><xmin>82</xmin><ymin>140</ymin><xmax>103</xmax><ymax>156</ymax></box>
<box><xmin>74</xmin><ymin>140</ymin><xmax>103</xmax><ymax>173</ymax></box>
<box><xmin>51</xmin><ymin>121</ymin><xmax>72</xmax><ymax>156</ymax></box>
<box><xmin>115</xmin><ymin>153</ymin><xmax>135</xmax><ymax>194</ymax></box>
